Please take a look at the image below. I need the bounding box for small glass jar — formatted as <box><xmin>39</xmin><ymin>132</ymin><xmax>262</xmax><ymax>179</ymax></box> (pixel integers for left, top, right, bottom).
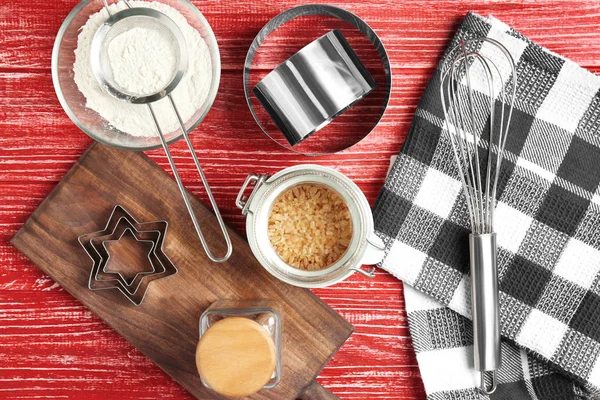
<box><xmin>198</xmin><ymin>300</ymin><xmax>282</xmax><ymax>394</ymax></box>
<box><xmin>235</xmin><ymin>165</ymin><xmax>385</xmax><ymax>288</ymax></box>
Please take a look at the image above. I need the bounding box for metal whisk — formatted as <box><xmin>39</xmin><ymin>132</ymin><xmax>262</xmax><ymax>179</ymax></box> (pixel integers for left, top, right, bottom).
<box><xmin>440</xmin><ymin>37</ymin><xmax>516</xmax><ymax>394</ymax></box>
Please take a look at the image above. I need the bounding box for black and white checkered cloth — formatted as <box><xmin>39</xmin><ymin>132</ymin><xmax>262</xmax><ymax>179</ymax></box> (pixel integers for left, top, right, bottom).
<box><xmin>403</xmin><ymin>282</ymin><xmax>592</xmax><ymax>399</ymax></box>
<box><xmin>374</xmin><ymin>12</ymin><xmax>600</xmax><ymax>399</ymax></box>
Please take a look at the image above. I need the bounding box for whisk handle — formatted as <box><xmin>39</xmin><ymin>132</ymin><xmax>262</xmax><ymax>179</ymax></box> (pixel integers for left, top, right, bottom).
<box><xmin>469</xmin><ymin>233</ymin><xmax>501</xmax><ymax>374</ymax></box>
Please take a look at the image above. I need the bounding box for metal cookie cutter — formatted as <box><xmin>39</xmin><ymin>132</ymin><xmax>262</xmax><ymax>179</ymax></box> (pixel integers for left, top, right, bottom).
<box><xmin>79</xmin><ymin>208</ymin><xmax>162</xmax><ymax>292</ymax></box>
<box><xmin>244</xmin><ymin>4</ymin><xmax>392</xmax><ymax>155</ymax></box>
<box><xmin>90</xmin><ymin>218</ymin><xmax>162</xmax><ymax>293</ymax></box>
<box><xmin>100</xmin><ymin>227</ymin><xmax>156</xmax><ymax>285</ymax></box>
<box><xmin>253</xmin><ymin>29</ymin><xmax>377</xmax><ymax>146</ymax></box>
<box><xmin>78</xmin><ymin>205</ymin><xmax>177</xmax><ymax>306</ymax></box>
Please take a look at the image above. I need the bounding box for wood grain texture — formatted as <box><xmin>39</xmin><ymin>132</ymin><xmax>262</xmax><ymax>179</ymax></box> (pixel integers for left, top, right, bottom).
<box><xmin>2</xmin><ymin>0</ymin><xmax>600</xmax><ymax>398</ymax></box>
<box><xmin>11</xmin><ymin>143</ymin><xmax>352</xmax><ymax>400</ymax></box>
<box><xmin>298</xmin><ymin>380</ymin><xmax>340</xmax><ymax>400</ymax></box>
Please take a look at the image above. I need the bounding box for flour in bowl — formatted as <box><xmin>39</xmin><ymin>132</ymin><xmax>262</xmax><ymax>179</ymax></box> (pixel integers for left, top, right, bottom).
<box><xmin>108</xmin><ymin>27</ymin><xmax>178</xmax><ymax>96</ymax></box>
<box><xmin>73</xmin><ymin>1</ymin><xmax>212</xmax><ymax>137</ymax></box>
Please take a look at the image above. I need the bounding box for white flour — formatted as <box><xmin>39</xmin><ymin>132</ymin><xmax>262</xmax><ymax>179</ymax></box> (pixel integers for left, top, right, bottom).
<box><xmin>108</xmin><ymin>27</ymin><xmax>177</xmax><ymax>96</ymax></box>
<box><xmin>73</xmin><ymin>1</ymin><xmax>212</xmax><ymax>137</ymax></box>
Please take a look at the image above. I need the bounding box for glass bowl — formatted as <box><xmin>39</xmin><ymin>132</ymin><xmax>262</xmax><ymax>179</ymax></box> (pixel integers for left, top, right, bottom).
<box><xmin>51</xmin><ymin>0</ymin><xmax>220</xmax><ymax>151</ymax></box>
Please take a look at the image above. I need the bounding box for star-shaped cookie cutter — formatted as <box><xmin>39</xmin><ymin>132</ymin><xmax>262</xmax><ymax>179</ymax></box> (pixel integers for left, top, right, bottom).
<box><xmin>96</xmin><ymin>225</ymin><xmax>157</xmax><ymax>287</ymax></box>
<box><xmin>78</xmin><ymin>205</ymin><xmax>177</xmax><ymax>306</ymax></box>
<box><xmin>90</xmin><ymin>218</ymin><xmax>162</xmax><ymax>292</ymax></box>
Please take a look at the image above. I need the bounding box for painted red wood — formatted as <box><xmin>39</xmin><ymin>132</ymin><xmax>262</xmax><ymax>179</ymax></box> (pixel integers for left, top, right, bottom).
<box><xmin>1</xmin><ymin>0</ymin><xmax>600</xmax><ymax>399</ymax></box>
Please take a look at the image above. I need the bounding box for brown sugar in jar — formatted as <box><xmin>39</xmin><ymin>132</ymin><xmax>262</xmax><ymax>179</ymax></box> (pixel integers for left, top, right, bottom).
<box><xmin>267</xmin><ymin>183</ymin><xmax>353</xmax><ymax>271</ymax></box>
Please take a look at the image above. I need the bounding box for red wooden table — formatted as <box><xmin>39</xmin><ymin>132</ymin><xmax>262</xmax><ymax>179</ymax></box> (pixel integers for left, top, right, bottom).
<box><xmin>2</xmin><ymin>1</ymin><xmax>600</xmax><ymax>399</ymax></box>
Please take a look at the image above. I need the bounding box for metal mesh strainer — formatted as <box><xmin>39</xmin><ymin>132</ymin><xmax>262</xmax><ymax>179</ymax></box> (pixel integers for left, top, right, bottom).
<box><xmin>91</xmin><ymin>6</ymin><xmax>187</xmax><ymax>102</ymax></box>
<box><xmin>90</xmin><ymin>0</ymin><xmax>232</xmax><ymax>263</ymax></box>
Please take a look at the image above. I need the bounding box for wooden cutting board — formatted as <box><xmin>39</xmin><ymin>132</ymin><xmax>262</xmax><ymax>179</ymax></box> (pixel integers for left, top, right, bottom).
<box><xmin>11</xmin><ymin>142</ymin><xmax>353</xmax><ymax>400</ymax></box>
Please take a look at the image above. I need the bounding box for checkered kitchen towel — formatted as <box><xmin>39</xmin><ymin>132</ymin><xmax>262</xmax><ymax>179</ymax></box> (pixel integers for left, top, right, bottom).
<box><xmin>374</xmin><ymin>12</ymin><xmax>600</xmax><ymax>399</ymax></box>
<box><xmin>403</xmin><ymin>283</ymin><xmax>592</xmax><ymax>399</ymax></box>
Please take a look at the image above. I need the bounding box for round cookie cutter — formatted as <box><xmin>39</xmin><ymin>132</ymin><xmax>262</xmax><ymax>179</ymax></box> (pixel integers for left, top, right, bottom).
<box><xmin>243</xmin><ymin>4</ymin><xmax>392</xmax><ymax>156</ymax></box>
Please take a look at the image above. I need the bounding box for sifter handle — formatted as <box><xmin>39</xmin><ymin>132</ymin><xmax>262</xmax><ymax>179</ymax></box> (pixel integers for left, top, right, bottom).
<box><xmin>147</xmin><ymin>100</ymin><xmax>233</xmax><ymax>263</ymax></box>
<box><xmin>102</xmin><ymin>0</ymin><xmax>132</xmax><ymax>18</ymax></box>
<box><xmin>469</xmin><ymin>233</ymin><xmax>501</xmax><ymax>394</ymax></box>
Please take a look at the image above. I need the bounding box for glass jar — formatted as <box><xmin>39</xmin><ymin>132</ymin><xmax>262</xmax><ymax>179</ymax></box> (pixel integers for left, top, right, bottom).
<box><xmin>198</xmin><ymin>300</ymin><xmax>281</xmax><ymax>396</ymax></box>
<box><xmin>236</xmin><ymin>164</ymin><xmax>385</xmax><ymax>288</ymax></box>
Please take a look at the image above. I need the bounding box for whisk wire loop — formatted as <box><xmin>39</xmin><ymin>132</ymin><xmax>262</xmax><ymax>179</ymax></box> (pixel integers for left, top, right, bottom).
<box><xmin>460</xmin><ymin>40</ymin><xmax>486</xmax><ymax>234</ymax></box>
<box><xmin>440</xmin><ymin>37</ymin><xmax>516</xmax><ymax>234</ymax></box>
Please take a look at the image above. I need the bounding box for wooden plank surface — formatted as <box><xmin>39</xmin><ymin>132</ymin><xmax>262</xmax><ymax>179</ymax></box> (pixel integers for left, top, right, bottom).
<box><xmin>11</xmin><ymin>143</ymin><xmax>353</xmax><ymax>400</ymax></box>
<box><xmin>2</xmin><ymin>0</ymin><xmax>600</xmax><ymax>399</ymax></box>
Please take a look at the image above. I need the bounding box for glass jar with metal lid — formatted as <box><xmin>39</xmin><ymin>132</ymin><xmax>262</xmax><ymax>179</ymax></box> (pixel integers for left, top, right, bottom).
<box><xmin>236</xmin><ymin>165</ymin><xmax>385</xmax><ymax>288</ymax></box>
